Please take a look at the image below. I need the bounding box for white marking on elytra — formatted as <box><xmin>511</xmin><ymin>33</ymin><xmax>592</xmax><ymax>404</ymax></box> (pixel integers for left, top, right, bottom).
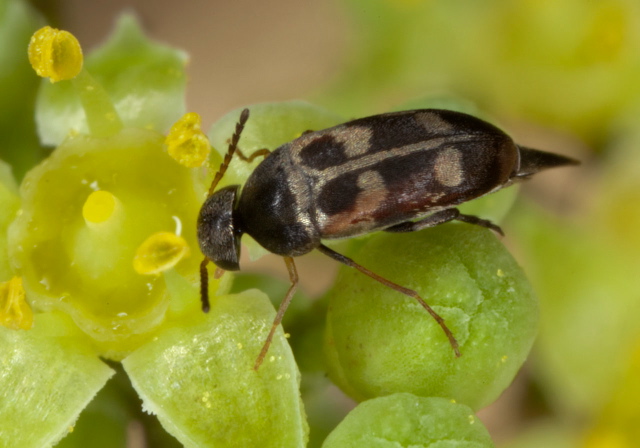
<box><xmin>434</xmin><ymin>147</ymin><xmax>464</xmax><ymax>187</ymax></box>
<box><xmin>334</xmin><ymin>126</ymin><xmax>373</xmax><ymax>158</ymax></box>
<box><xmin>356</xmin><ymin>169</ymin><xmax>385</xmax><ymax>190</ymax></box>
<box><xmin>414</xmin><ymin>111</ymin><xmax>454</xmax><ymax>134</ymax></box>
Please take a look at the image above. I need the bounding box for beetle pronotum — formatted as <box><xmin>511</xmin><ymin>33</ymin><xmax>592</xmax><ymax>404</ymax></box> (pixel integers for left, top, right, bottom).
<box><xmin>197</xmin><ymin>108</ymin><xmax>578</xmax><ymax>370</ymax></box>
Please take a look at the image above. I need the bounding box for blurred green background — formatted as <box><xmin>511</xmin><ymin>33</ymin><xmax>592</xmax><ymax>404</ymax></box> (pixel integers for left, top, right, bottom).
<box><xmin>2</xmin><ymin>0</ymin><xmax>640</xmax><ymax>446</ymax></box>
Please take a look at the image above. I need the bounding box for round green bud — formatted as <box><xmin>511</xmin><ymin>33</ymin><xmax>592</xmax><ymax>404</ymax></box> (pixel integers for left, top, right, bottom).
<box><xmin>322</xmin><ymin>393</ymin><xmax>495</xmax><ymax>448</ymax></box>
<box><xmin>324</xmin><ymin>224</ymin><xmax>538</xmax><ymax>410</ymax></box>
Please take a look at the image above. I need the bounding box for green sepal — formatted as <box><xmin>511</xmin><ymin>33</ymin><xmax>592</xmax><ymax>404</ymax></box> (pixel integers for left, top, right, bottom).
<box><xmin>36</xmin><ymin>14</ymin><xmax>187</xmax><ymax>146</ymax></box>
<box><xmin>0</xmin><ymin>312</ymin><xmax>114</xmax><ymax>447</ymax></box>
<box><xmin>123</xmin><ymin>289</ymin><xmax>308</xmax><ymax>448</ymax></box>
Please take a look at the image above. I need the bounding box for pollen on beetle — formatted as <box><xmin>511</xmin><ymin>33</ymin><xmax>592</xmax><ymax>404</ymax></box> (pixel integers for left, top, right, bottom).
<box><xmin>133</xmin><ymin>231</ymin><xmax>190</xmax><ymax>275</ymax></box>
<box><xmin>82</xmin><ymin>190</ymin><xmax>120</xmax><ymax>225</ymax></box>
<box><xmin>165</xmin><ymin>112</ymin><xmax>211</xmax><ymax>168</ymax></box>
<box><xmin>0</xmin><ymin>277</ymin><xmax>33</xmax><ymax>331</ymax></box>
<box><xmin>28</xmin><ymin>26</ymin><xmax>83</xmax><ymax>83</ymax></box>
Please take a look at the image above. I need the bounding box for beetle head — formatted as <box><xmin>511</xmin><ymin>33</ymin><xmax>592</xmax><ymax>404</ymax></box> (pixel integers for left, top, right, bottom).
<box><xmin>197</xmin><ymin>185</ymin><xmax>242</xmax><ymax>271</ymax></box>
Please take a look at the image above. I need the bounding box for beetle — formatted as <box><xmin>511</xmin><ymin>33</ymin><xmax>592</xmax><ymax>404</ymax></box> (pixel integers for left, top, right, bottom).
<box><xmin>197</xmin><ymin>108</ymin><xmax>578</xmax><ymax>370</ymax></box>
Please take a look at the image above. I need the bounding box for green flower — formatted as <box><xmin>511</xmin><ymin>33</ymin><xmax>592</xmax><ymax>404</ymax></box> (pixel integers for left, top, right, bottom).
<box><xmin>0</xmin><ymin>17</ymin><xmax>306</xmax><ymax>447</ymax></box>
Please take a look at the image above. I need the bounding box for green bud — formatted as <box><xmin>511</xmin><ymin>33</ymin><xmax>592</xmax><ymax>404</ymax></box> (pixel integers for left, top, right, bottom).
<box><xmin>324</xmin><ymin>224</ymin><xmax>538</xmax><ymax>410</ymax></box>
<box><xmin>322</xmin><ymin>393</ymin><xmax>495</xmax><ymax>448</ymax></box>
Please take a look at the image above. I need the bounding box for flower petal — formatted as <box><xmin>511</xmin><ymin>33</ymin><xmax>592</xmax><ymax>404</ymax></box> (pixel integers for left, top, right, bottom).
<box><xmin>123</xmin><ymin>290</ymin><xmax>308</xmax><ymax>448</ymax></box>
<box><xmin>0</xmin><ymin>312</ymin><xmax>114</xmax><ymax>447</ymax></box>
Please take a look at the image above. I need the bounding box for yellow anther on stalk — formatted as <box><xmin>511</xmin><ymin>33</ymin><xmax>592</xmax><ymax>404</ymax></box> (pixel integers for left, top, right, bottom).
<box><xmin>165</xmin><ymin>112</ymin><xmax>211</xmax><ymax>168</ymax></box>
<box><xmin>0</xmin><ymin>277</ymin><xmax>33</xmax><ymax>330</ymax></box>
<box><xmin>133</xmin><ymin>232</ymin><xmax>190</xmax><ymax>275</ymax></box>
<box><xmin>82</xmin><ymin>190</ymin><xmax>119</xmax><ymax>225</ymax></box>
<box><xmin>28</xmin><ymin>26</ymin><xmax>83</xmax><ymax>83</ymax></box>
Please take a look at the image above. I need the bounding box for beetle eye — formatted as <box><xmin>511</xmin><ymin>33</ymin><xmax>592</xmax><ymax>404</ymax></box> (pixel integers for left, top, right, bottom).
<box><xmin>197</xmin><ymin>185</ymin><xmax>242</xmax><ymax>271</ymax></box>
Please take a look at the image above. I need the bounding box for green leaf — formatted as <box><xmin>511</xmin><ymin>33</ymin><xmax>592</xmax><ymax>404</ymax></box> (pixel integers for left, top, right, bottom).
<box><xmin>123</xmin><ymin>290</ymin><xmax>308</xmax><ymax>448</ymax></box>
<box><xmin>36</xmin><ymin>14</ymin><xmax>187</xmax><ymax>146</ymax></box>
<box><xmin>0</xmin><ymin>0</ymin><xmax>44</xmax><ymax>179</ymax></box>
<box><xmin>322</xmin><ymin>393</ymin><xmax>495</xmax><ymax>448</ymax></box>
<box><xmin>324</xmin><ymin>224</ymin><xmax>538</xmax><ymax>410</ymax></box>
<box><xmin>0</xmin><ymin>312</ymin><xmax>114</xmax><ymax>447</ymax></box>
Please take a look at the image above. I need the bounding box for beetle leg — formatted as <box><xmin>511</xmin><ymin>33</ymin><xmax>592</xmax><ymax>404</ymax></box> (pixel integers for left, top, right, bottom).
<box><xmin>455</xmin><ymin>214</ymin><xmax>504</xmax><ymax>236</ymax></box>
<box><xmin>384</xmin><ymin>208</ymin><xmax>460</xmax><ymax>233</ymax></box>
<box><xmin>384</xmin><ymin>208</ymin><xmax>504</xmax><ymax>236</ymax></box>
<box><xmin>200</xmin><ymin>257</ymin><xmax>211</xmax><ymax>312</ymax></box>
<box><xmin>317</xmin><ymin>244</ymin><xmax>461</xmax><ymax>358</ymax></box>
<box><xmin>235</xmin><ymin>147</ymin><xmax>271</xmax><ymax>163</ymax></box>
<box><xmin>254</xmin><ymin>256</ymin><xmax>299</xmax><ymax>371</ymax></box>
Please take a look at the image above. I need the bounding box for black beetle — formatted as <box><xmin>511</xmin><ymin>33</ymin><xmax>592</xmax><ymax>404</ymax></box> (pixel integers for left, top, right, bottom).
<box><xmin>197</xmin><ymin>108</ymin><xmax>577</xmax><ymax>369</ymax></box>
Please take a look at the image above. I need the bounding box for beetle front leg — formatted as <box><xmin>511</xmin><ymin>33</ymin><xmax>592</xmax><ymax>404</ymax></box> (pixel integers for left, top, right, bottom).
<box><xmin>253</xmin><ymin>256</ymin><xmax>298</xmax><ymax>371</ymax></box>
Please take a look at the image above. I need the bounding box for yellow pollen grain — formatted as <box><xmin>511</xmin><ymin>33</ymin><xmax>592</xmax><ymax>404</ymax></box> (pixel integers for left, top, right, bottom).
<box><xmin>83</xmin><ymin>190</ymin><xmax>118</xmax><ymax>224</ymax></box>
<box><xmin>28</xmin><ymin>26</ymin><xmax>83</xmax><ymax>82</ymax></box>
<box><xmin>0</xmin><ymin>277</ymin><xmax>33</xmax><ymax>331</ymax></box>
<box><xmin>165</xmin><ymin>112</ymin><xmax>211</xmax><ymax>168</ymax></box>
<box><xmin>133</xmin><ymin>232</ymin><xmax>190</xmax><ymax>275</ymax></box>
<box><xmin>497</xmin><ymin>268</ymin><xmax>504</xmax><ymax>277</ymax></box>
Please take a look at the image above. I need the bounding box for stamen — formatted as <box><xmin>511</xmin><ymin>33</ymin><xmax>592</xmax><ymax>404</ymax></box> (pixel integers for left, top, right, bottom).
<box><xmin>133</xmin><ymin>232</ymin><xmax>190</xmax><ymax>275</ymax></box>
<box><xmin>28</xmin><ymin>26</ymin><xmax>83</xmax><ymax>83</ymax></box>
<box><xmin>0</xmin><ymin>277</ymin><xmax>33</xmax><ymax>330</ymax></box>
<box><xmin>165</xmin><ymin>112</ymin><xmax>211</xmax><ymax>168</ymax></box>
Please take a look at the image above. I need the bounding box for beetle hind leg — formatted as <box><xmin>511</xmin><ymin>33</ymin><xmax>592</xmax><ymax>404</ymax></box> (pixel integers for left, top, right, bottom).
<box><xmin>384</xmin><ymin>208</ymin><xmax>460</xmax><ymax>233</ymax></box>
<box><xmin>317</xmin><ymin>244</ymin><xmax>461</xmax><ymax>358</ymax></box>
<box><xmin>455</xmin><ymin>213</ymin><xmax>504</xmax><ymax>236</ymax></box>
<box><xmin>384</xmin><ymin>208</ymin><xmax>503</xmax><ymax>236</ymax></box>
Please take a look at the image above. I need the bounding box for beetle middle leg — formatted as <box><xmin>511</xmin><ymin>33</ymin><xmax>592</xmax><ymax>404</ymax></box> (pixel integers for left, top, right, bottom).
<box><xmin>317</xmin><ymin>244</ymin><xmax>461</xmax><ymax>358</ymax></box>
<box><xmin>235</xmin><ymin>147</ymin><xmax>271</xmax><ymax>163</ymax></box>
<box><xmin>254</xmin><ymin>256</ymin><xmax>299</xmax><ymax>371</ymax></box>
<box><xmin>384</xmin><ymin>208</ymin><xmax>504</xmax><ymax>236</ymax></box>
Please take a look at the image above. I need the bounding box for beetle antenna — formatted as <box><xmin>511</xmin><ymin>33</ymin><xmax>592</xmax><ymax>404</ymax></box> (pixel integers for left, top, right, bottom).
<box><xmin>208</xmin><ymin>108</ymin><xmax>250</xmax><ymax>196</ymax></box>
